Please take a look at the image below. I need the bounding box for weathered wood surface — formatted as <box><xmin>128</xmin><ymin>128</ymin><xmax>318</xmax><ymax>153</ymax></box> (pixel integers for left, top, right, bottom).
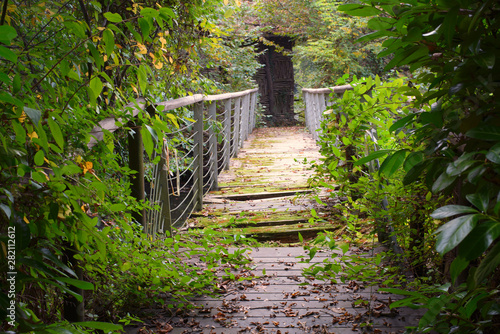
<box><xmin>123</xmin><ymin>127</ymin><xmax>422</xmax><ymax>333</ymax></box>
<box><xmin>125</xmin><ymin>247</ymin><xmax>422</xmax><ymax>334</ymax></box>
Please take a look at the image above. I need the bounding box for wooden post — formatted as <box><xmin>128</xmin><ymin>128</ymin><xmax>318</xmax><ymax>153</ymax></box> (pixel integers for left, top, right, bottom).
<box><xmin>208</xmin><ymin>101</ymin><xmax>218</xmax><ymax>191</ymax></box>
<box><xmin>223</xmin><ymin>99</ymin><xmax>231</xmax><ymax>170</ymax></box>
<box><xmin>159</xmin><ymin>146</ymin><xmax>172</xmax><ymax>236</ymax></box>
<box><xmin>233</xmin><ymin>97</ymin><xmax>241</xmax><ymax>157</ymax></box>
<box><xmin>193</xmin><ymin>102</ymin><xmax>204</xmax><ymax>211</ymax></box>
<box><xmin>128</xmin><ymin>123</ymin><xmax>146</xmax><ymax>228</ymax></box>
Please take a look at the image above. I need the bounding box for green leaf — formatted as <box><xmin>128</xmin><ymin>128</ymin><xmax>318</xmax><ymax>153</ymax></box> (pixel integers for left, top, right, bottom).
<box><xmin>102</xmin><ymin>29</ymin><xmax>115</xmax><ymax>56</ymax></box>
<box><xmin>109</xmin><ymin>203</ymin><xmax>126</xmax><ymax>212</ymax></box>
<box><xmin>138</xmin><ymin>17</ymin><xmax>151</xmax><ymax>38</ymax></box>
<box><xmin>474</xmin><ymin>242</ymin><xmax>500</xmax><ymax>285</ymax></box>
<box><xmin>0</xmin><ymin>204</ymin><xmax>11</xmax><ymax>219</ymax></box>
<box><xmin>431</xmin><ymin>205</ymin><xmax>478</xmax><ymax>219</ymax></box>
<box><xmin>62</xmin><ymin>164</ymin><xmax>82</xmax><ymax>175</ymax></box>
<box><xmin>138</xmin><ymin>64</ymin><xmax>148</xmax><ymax>94</ymax></box>
<box><xmin>466</xmin><ymin>125</ymin><xmax>500</xmax><ymax>141</ymax></box>
<box><xmin>353</xmin><ymin>149</ymin><xmax>392</xmax><ymax>167</ymax></box>
<box><xmin>0</xmin><ymin>45</ymin><xmax>17</xmax><ymax>62</ymax></box>
<box><xmin>13</xmin><ymin>121</ymin><xmax>26</xmax><ymax>145</ymax></box>
<box><xmin>40</xmin><ymin>248</ymin><xmax>77</xmax><ymax>278</ymax></box>
<box><xmin>432</xmin><ymin>170</ymin><xmax>456</xmax><ymax>192</ymax></box>
<box><xmin>379</xmin><ymin>149</ymin><xmax>407</xmax><ymax>177</ymax></box>
<box><xmin>104</xmin><ymin>12</ymin><xmax>123</xmax><ymax>23</ymax></box>
<box><xmin>0</xmin><ymin>25</ymin><xmax>17</xmax><ymax>44</ymax></box>
<box><xmin>24</xmin><ymin>107</ymin><xmax>41</xmax><ymax>127</ymax></box>
<box><xmin>403</xmin><ymin>152</ymin><xmax>424</xmax><ymax>172</ymax></box>
<box><xmin>140</xmin><ymin>126</ymin><xmax>154</xmax><ymax>159</ymax></box>
<box><xmin>34</xmin><ymin>150</ymin><xmax>45</xmax><ymax>166</ymax></box>
<box><xmin>450</xmin><ymin>256</ymin><xmax>469</xmax><ymax>284</ymax></box>
<box><xmin>389</xmin><ymin>114</ymin><xmax>415</xmax><ymax>133</ymax></box>
<box><xmin>459</xmin><ymin>221</ymin><xmax>500</xmax><ymax>261</ymax></box>
<box><xmin>48</xmin><ymin>116</ymin><xmax>64</xmax><ymax>150</ymax></box>
<box><xmin>419</xmin><ymin>296</ymin><xmax>448</xmax><ymax>328</ymax></box>
<box><xmin>338</xmin><ymin>4</ymin><xmax>381</xmax><ymax>16</ymax></box>
<box><xmin>140</xmin><ymin>8</ymin><xmax>159</xmax><ymax>18</ymax></box>
<box><xmin>74</xmin><ymin>321</ymin><xmax>122</xmax><ymax>332</ymax></box>
<box><xmin>466</xmin><ymin>192</ymin><xmax>489</xmax><ymax>212</ymax></box>
<box><xmin>435</xmin><ymin>214</ymin><xmax>480</xmax><ymax>255</ymax></box>
<box><xmin>486</xmin><ymin>143</ymin><xmax>500</xmax><ymax>163</ymax></box>
<box><xmin>403</xmin><ymin>160</ymin><xmax>427</xmax><ymax>185</ymax></box>
<box><xmin>89</xmin><ymin>76</ymin><xmax>103</xmax><ymax>98</ymax></box>
<box><xmin>122</xmin><ymin>262</ymin><xmax>131</xmax><ymax>271</ymax></box>
<box><xmin>298</xmin><ymin>232</ymin><xmax>303</xmax><ymax>243</ymax></box>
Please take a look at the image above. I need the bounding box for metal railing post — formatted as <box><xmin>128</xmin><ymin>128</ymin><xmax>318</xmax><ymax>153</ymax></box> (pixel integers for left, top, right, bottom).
<box><xmin>250</xmin><ymin>91</ymin><xmax>257</xmax><ymax>132</ymax></box>
<box><xmin>208</xmin><ymin>101</ymin><xmax>218</xmax><ymax>191</ymax></box>
<box><xmin>241</xmin><ymin>93</ymin><xmax>249</xmax><ymax>143</ymax></box>
<box><xmin>159</xmin><ymin>145</ymin><xmax>172</xmax><ymax>236</ymax></box>
<box><xmin>233</xmin><ymin>97</ymin><xmax>241</xmax><ymax>157</ymax></box>
<box><xmin>193</xmin><ymin>102</ymin><xmax>204</xmax><ymax>211</ymax></box>
<box><xmin>223</xmin><ymin>99</ymin><xmax>231</xmax><ymax>170</ymax></box>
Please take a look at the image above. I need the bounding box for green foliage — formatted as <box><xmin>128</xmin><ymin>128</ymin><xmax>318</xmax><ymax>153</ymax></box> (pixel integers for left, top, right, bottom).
<box><xmin>332</xmin><ymin>0</ymin><xmax>500</xmax><ymax>331</ymax></box>
<box><xmin>0</xmin><ymin>0</ymin><xmax>261</xmax><ymax>332</ymax></box>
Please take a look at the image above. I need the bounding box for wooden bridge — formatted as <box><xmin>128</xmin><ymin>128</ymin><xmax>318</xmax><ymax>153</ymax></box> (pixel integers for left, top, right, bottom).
<box><xmin>90</xmin><ymin>86</ymin><xmax>421</xmax><ymax>333</ymax></box>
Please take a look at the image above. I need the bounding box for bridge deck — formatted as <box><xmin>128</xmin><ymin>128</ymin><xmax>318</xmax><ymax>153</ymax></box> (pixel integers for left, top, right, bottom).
<box><xmin>127</xmin><ymin>127</ymin><xmax>421</xmax><ymax>333</ymax></box>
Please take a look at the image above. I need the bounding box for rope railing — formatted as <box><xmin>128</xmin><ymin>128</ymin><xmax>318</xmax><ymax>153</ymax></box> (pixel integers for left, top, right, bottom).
<box><xmin>88</xmin><ymin>88</ymin><xmax>259</xmax><ymax>237</ymax></box>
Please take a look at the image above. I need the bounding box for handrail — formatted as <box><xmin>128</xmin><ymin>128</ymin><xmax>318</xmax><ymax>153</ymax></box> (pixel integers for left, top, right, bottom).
<box><xmin>302</xmin><ymin>85</ymin><xmax>352</xmax><ymax>140</ymax></box>
<box><xmin>88</xmin><ymin>88</ymin><xmax>259</xmax><ymax>237</ymax></box>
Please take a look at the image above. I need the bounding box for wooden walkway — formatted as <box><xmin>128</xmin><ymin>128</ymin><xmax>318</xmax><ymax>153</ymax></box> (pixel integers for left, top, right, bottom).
<box><xmin>127</xmin><ymin>127</ymin><xmax>421</xmax><ymax>333</ymax></box>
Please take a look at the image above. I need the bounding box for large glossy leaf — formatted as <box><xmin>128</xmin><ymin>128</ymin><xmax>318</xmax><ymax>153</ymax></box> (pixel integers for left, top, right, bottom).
<box><xmin>466</xmin><ymin>125</ymin><xmax>500</xmax><ymax>141</ymax></box>
<box><xmin>431</xmin><ymin>205</ymin><xmax>478</xmax><ymax>219</ymax></box>
<box><xmin>486</xmin><ymin>143</ymin><xmax>500</xmax><ymax>164</ymax></box>
<box><xmin>403</xmin><ymin>151</ymin><xmax>424</xmax><ymax>172</ymax></box>
<box><xmin>459</xmin><ymin>221</ymin><xmax>500</xmax><ymax>261</ymax></box>
<box><xmin>389</xmin><ymin>114</ymin><xmax>416</xmax><ymax>133</ymax></box>
<box><xmin>432</xmin><ymin>170</ymin><xmax>456</xmax><ymax>192</ymax></box>
<box><xmin>474</xmin><ymin>242</ymin><xmax>500</xmax><ymax>285</ymax></box>
<box><xmin>403</xmin><ymin>160</ymin><xmax>427</xmax><ymax>185</ymax></box>
<box><xmin>466</xmin><ymin>192</ymin><xmax>489</xmax><ymax>212</ymax></box>
<box><xmin>353</xmin><ymin>149</ymin><xmax>392</xmax><ymax>167</ymax></box>
<box><xmin>56</xmin><ymin>277</ymin><xmax>94</xmax><ymax>290</ymax></box>
<box><xmin>450</xmin><ymin>256</ymin><xmax>469</xmax><ymax>284</ymax></box>
<box><xmin>338</xmin><ymin>4</ymin><xmax>381</xmax><ymax>16</ymax></box>
<box><xmin>379</xmin><ymin>149</ymin><xmax>407</xmax><ymax>177</ymax></box>
<box><xmin>435</xmin><ymin>214</ymin><xmax>480</xmax><ymax>255</ymax></box>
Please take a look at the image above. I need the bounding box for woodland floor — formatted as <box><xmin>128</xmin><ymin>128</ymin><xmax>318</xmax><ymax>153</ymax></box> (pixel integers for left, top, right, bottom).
<box><xmin>125</xmin><ymin>127</ymin><xmax>423</xmax><ymax>334</ymax></box>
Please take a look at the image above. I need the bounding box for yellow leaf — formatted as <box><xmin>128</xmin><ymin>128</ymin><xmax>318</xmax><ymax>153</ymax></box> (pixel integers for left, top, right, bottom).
<box><xmin>28</xmin><ymin>131</ymin><xmax>38</xmax><ymax>140</ymax></box>
<box><xmin>19</xmin><ymin>111</ymin><xmax>27</xmax><ymax>123</ymax></box>
<box><xmin>223</xmin><ymin>0</ymin><xmax>228</xmax><ymax>4</ymax></box>
<box><xmin>136</xmin><ymin>43</ymin><xmax>147</xmax><ymax>54</ymax></box>
<box><xmin>154</xmin><ymin>60</ymin><xmax>163</xmax><ymax>69</ymax></box>
<box><xmin>75</xmin><ymin>155</ymin><xmax>83</xmax><ymax>163</ymax></box>
<box><xmin>137</xmin><ymin>286</ymin><xmax>142</xmax><ymax>291</ymax></box>
<box><xmin>23</xmin><ymin>216</ymin><xmax>30</xmax><ymax>224</ymax></box>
